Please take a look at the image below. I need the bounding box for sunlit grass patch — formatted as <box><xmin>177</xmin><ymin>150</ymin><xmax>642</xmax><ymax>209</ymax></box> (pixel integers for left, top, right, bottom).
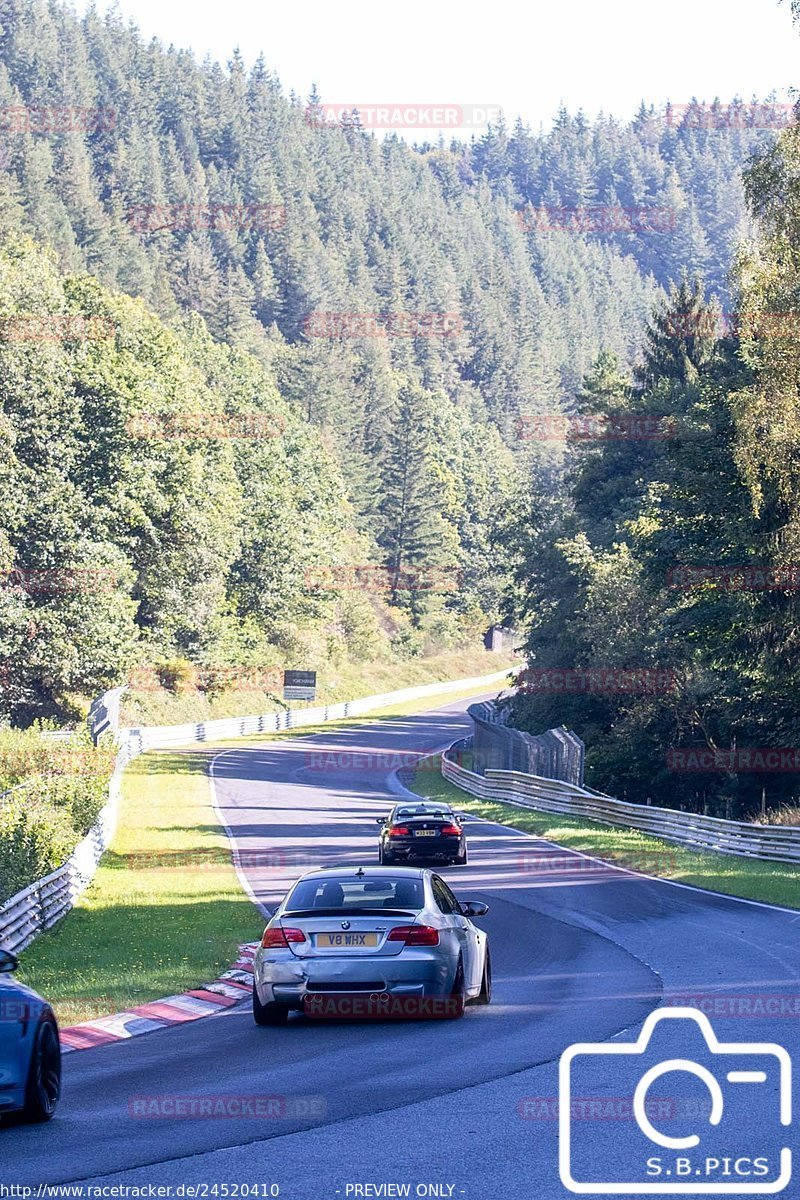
<box><xmin>16</xmin><ymin>750</ymin><xmax>261</xmax><ymax>1026</ymax></box>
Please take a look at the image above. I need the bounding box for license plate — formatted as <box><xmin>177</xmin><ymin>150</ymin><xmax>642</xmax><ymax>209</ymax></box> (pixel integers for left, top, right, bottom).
<box><xmin>414</xmin><ymin>829</ymin><xmax>436</xmax><ymax>837</ymax></box>
<box><xmin>315</xmin><ymin>932</ymin><xmax>379</xmax><ymax>948</ymax></box>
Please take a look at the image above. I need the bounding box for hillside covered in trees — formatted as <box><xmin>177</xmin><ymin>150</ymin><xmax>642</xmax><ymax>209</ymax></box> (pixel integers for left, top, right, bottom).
<box><xmin>0</xmin><ymin>0</ymin><xmax>790</xmax><ymax>727</ymax></box>
<box><xmin>0</xmin><ymin>235</ymin><xmax>400</xmax><ymax>723</ymax></box>
<box><xmin>0</xmin><ymin>3</ymin><xmax>777</xmax><ymax>445</ymax></box>
<box><xmin>504</xmin><ymin>106</ymin><xmax>800</xmax><ymax>821</ymax></box>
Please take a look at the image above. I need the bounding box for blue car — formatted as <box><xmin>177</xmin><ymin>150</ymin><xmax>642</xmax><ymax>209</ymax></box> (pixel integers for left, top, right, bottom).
<box><xmin>0</xmin><ymin>948</ymin><xmax>61</xmax><ymax>1123</ymax></box>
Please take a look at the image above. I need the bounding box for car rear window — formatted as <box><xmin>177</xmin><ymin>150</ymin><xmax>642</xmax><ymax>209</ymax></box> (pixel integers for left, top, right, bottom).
<box><xmin>285</xmin><ymin>876</ymin><xmax>424</xmax><ymax>912</ymax></box>
<box><xmin>396</xmin><ymin>807</ymin><xmax>451</xmax><ymax>819</ymax></box>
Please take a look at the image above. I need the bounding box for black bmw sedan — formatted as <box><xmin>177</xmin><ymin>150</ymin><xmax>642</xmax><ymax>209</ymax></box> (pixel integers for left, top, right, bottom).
<box><xmin>377</xmin><ymin>802</ymin><xmax>468</xmax><ymax>866</ymax></box>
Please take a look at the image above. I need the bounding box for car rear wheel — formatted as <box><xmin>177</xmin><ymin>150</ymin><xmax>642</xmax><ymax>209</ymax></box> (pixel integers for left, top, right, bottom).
<box><xmin>475</xmin><ymin>946</ymin><xmax>492</xmax><ymax>1005</ymax></box>
<box><xmin>22</xmin><ymin>1016</ymin><xmax>61</xmax><ymax>1122</ymax></box>
<box><xmin>253</xmin><ymin>984</ymin><xmax>289</xmax><ymax>1026</ymax></box>
<box><xmin>379</xmin><ymin>846</ymin><xmax>394</xmax><ymax>864</ymax></box>
<box><xmin>445</xmin><ymin>957</ymin><xmax>466</xmax><ymax>1019</ymax></box>
<box><xmin>454</xmin><ymin>846</ymin><xmax>468</xmax><ymax>865</ymax></box>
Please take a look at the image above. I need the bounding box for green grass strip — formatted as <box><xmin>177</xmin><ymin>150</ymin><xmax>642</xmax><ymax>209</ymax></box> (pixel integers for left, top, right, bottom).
<box><xmin>18</xmin><ymin>750</ymin><xmax>262</xmax><ymax>1027</ymax></box>
<box><xmin>413</xmin><ymin>755</ymin><xmax>800</xmax><ymax>911</ymax></box>
<box><xmin>15</xmin><ymin>675</ymin><xmax>507</xmax><ymax>1025</ymax></box>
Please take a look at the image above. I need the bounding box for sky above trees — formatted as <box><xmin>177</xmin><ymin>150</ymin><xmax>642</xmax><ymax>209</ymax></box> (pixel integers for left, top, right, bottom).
<box><xmin>74</xmin><ymin>0</ymin><xmax>797</xmax><ymax>140</ymax></box>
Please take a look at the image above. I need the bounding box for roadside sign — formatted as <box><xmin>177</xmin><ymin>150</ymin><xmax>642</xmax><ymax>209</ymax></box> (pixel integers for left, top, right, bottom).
<box><xmin>283</xmin><ymin>669</ymin><xmax>317</xmax><ymax>702</ymax></box>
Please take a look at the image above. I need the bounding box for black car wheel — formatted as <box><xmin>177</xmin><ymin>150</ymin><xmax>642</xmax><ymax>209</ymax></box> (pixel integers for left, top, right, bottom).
<box><xmin>455</xmin><ymin>845</ymin><xmax>468</xmax><ymax>865</ymax></box>
<box><xmin>380</xmin><ymin>847</ymin><xmax>395</xmax><ymax>864</ymax></box>
<box><xmin>253</xmin><ymin>984</ymin><xmax>289</xmax><ymax>1026</ymax></box>
<box><xmin>475</xmin><ymin>946</ymin><xmax>492</xmax><ymax>1004</ymax></box>
<box><xmin>444</xmin><ymin>957</ymin><xmax>466</xmax><ymax>1019</ymax></box>
<box><xmin>22</xmin><ymin>1016</ymin><xmax>61</xmax><ymax>1123</ymax></box>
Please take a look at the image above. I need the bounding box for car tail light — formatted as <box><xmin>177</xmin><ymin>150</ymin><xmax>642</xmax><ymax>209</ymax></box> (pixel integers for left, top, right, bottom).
<box><xmin>388</xmin><ymin>825</ymin><xmax>410</xmax><ymax>837</ymax></box>
<box><xmin>440</xmin><ymin>824</ymin><xmax>462</xmax><ymax>836</ymax></box>
<box><xmin>387</xmin><ymin>924</ymin><xmax>439</xmax><ymax>946</ymax></box>
<box><xmin>261</xmin><ymin>926</ymin><xmax>306</xmax><ymax>948</ymax></box>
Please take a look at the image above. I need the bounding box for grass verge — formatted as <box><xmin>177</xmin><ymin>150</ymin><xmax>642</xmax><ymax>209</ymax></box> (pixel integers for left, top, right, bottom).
<box><xmin>15</xmin><ymin>673</ymin><xmax>509</xmax><ymax>1024</ymax></box>
<box><xmin>122</xmin><ymin>649</ymin><xmax>515</xmax><ymax>726</ymax></box>
<box><xmin>413</xmin><ymin>755</ymin><xmax>800</xmax><ymax>911</ymax></box>
<box><xmin>17</xmin><ymin>750</ymin><xmax>262</xmax><ymax>1027</ymax></box>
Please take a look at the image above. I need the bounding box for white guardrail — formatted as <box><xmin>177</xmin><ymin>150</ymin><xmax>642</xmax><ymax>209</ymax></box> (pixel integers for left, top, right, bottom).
<box><xmin>0</xmin><ymin>742</ymin><xmax>135</xmax><ymax>954</ymax></box>
<box><xmin>442</xmin><ymin>742</ymin><xmax>800</xmax><ymax>865</ymax></box>
<box><xmin>125</xmin><ymin>669</ymin><xmax>511</xmax><ymax>753</ymax></box>
<box><xmin>0</xmin><ymin>668</ymin><xmax>512</xmax><ymax>952</ymax></box>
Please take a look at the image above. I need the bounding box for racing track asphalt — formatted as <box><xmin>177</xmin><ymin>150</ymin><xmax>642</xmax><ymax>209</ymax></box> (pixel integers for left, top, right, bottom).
<box><xmin>2</xmin><ymin>691</ymin><xmax>799</xmax><ymax>1198</ymax></box>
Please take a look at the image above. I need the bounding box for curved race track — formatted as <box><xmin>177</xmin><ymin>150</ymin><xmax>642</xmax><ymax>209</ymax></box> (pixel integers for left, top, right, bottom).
<box><xmin>2</xmin><ymin>692</ymin><xmax>799</xmax><ymax>1198</ymax></box>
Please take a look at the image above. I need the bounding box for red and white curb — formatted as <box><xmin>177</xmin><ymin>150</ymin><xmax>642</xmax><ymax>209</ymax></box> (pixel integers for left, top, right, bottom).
<box><xmin>59</xmin><ymin>943</ymin><xmax>258</xmax><ymax>1053</ymax></box>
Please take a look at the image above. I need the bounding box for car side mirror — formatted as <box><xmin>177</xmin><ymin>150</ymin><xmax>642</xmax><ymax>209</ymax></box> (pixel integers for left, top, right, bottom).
<box><xmin>461</xmin><ymin>901</ymin><xmax>489</xmax><ymax>918</ymax></box>
<box><xmin>0</xmin><ymin>949</ymin><xmax>19</xmax><ymax>973</ymax></box>
<box><xmin>376</xmin><ymin>818</ymin><xmax>385</xmax><ymax>826</ymax></box>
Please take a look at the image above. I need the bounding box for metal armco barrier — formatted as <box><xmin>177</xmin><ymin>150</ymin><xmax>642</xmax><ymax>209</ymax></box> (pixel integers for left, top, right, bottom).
<box><xmin>88</xmin><ymin>684</ymin><xmax>127</xmax><ymax>744</ymax></box>
<box><xmin>0</xmin><ymin>668</ymin><xmax>512</xmax><ymax>952</ymax></box>
<box><xmin>442</xmin><ymin>741</ymin><xmax>800</xmax><ymax>865</ymax></box>
<box><xmin>468</xmin><ymin>701</ymin><xmax>584</xmax><ymax>785</ymax></box>
<box><xmin>0</xmin><ymin>739</ymin><xmax>133</xmax><ymax>953</ymax></box>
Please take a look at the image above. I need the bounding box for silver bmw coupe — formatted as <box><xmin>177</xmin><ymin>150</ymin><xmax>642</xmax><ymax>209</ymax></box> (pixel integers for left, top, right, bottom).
<box><xmin>252</xmin><ymin>866</ymin><xmax>491</xmax><ymax>1024</ymax></box>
